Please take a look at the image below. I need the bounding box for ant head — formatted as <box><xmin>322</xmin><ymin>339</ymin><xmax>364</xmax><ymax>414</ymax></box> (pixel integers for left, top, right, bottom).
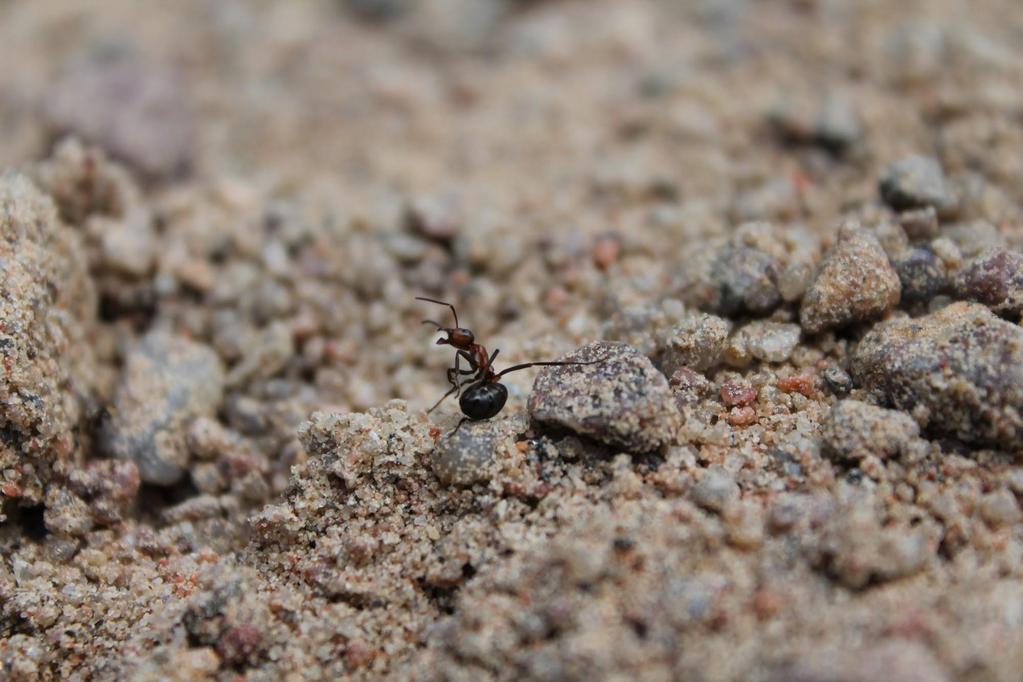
<box><xmin>437</xmin><ymin>327</ymin><xmax>474</xmax><ymax>348</ymax></box>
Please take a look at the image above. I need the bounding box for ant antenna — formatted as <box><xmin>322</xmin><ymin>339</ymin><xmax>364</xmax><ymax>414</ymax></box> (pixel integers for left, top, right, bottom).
<box><xmin>415</xmin><ymin>296</ymin><xmax>459</xmax><ymax>328</ymax></box>
<box><xmin>497</xmin><ymin>360</ymin><xmax>599</xmax><ymax>378</ymax></box>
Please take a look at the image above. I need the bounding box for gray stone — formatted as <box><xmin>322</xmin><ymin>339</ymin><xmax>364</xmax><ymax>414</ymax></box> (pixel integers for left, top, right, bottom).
<box><xmin>100</xmin><ymin>331</ymin><xmax>225</xmax><ymax>485</ymax></box>
<box><xmin>879</xmin><ymin>155</ymin><xmax>958</xmax><ymax>216</ymax></box>
<box><xmin>528</xmin><ymin>342</ymin><xmax>680</xmax><ymax>453</ymax></box>
<box><xmin>432</xmin><ymin>422</ymin><xmax>499</xmax><ymax>487</ymax></box>
<box><xmin>660</xmin><ymin>312</ymin><xmax>732</xmax><ymax>374</ymax></box>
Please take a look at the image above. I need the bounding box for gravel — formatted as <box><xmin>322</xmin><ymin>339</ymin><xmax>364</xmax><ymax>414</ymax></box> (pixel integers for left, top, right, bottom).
<box><xmin>100</xmin><ymin>331</ymin><xmax>226</xmax><ymax>485</ymax></box>
<box><xmin>800</xmin><ymin>224</ymin><xmax>901</xmax><ymax>334</ymax></box>
<box><xmin>528</xmin><ymin>341</ymin><xmax>681</xmax><ymax>453</ymax></box>
<box><xmin>852</xmin><ymin>302</ymin><xmax>1023</xmax><ymax>449</ymax></box>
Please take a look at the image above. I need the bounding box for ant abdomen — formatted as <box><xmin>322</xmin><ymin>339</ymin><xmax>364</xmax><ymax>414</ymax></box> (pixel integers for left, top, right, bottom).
<box><xmin>459</xmin><ymin>381</ymin><xmax>508</xmax><ymax>421</ymax></box>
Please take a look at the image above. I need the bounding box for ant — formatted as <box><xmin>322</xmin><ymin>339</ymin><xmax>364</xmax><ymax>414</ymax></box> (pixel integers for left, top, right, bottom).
<box><xmin>417</xmin><ymin>296</ymin><xmax>597</xmax><ymax>432</ymax></box>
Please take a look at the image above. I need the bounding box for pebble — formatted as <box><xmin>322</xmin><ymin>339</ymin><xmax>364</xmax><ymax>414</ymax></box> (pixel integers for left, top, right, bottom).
<box><xmin>852</xmin><ymin>302</ymin><xmax>1023</xmax><ymax>448</ymax></box>
<box><xmin>528</xmin><ymin>341</ymin><xmax>681</xmax><ymax>453</ymax></box>
<box><xmin>978</xmin><ymin>489</ymin><xmax>1021</xmax><ymax>528</ymax></box>
<box><xmin>741</xmin><ymin>321</ymin><xmax>801</xmax><ymax>363</ymax></box>
<box><xmin>720</xmin><ymin>380</ymin><xmax>757</xmax><ymax>408</ymax></box>
<box><xmin>879</xmin><ymin>154</ymin><xmax>958</xmax><ymax>216</ymax></box>
<box><xmin>822</xmin><ymin>366</ymin><xmax>853</xmax><ymax>395</ymax></box>
<box><xmin>898</xmin><ymin>206</ymin><xmax>940</xmax><ymax>241</ymax></box>
<box><xmin>42</xmin><ymin>55</ymin><xmax>194</xmax><ymax>180</ymax></box>
<box><xmin>892</xmin><ymin>246</ymin><xmax>948</xmax><ymax>305</ymax></box>
<box><xmin>690</xmin><ymin>468</ymin><xmax>739</xmax><ymax>513</ymax></box>
<box><xmin>432</xmin><ymin>421</ymin><xmax>499</xmax><ymax>487</ymax></box>
<box><xmin>821</xmin><ymin>400</ymin><xmax>922</xmax><ymax>462</ymax></box>
<box><xmin>951</xmin><ymin>247</ymin><xmax>1023</xmax><ymax>317</ymax></box>
<box><xmin>660</xmin><ymin>312</ymin><xmax>732</xmax><ymax>374</ymax></box>
<box><xmin>709</xmin><ymin>245</ymin><xmax>783</xmax><ymax>316</ymax></box>
<box><xmin>800</xmin><ymin>224</ymin><xmax>901</xmax><ymax>334</ymax></box>
<box><xmin>778</xmin><ymin>261</ymin><xmax>814</xmax><ymax>302</ymax></box>
<box><xmin>100</xmin><ymin>331</ymin><xmax>225</xmax><ymax>485</ymax></box>
<box><xmin>669</xmin><ymin>367</ymin><xmax>712</xmax><ymax>406</ymax></box>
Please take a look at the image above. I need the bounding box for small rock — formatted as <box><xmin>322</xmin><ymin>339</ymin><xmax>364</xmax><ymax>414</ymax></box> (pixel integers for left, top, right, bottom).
<box><xmin>852</xmin><ymin>302</ymin><xmax>1023</xmax><ymax>448</ymax></box>
<box><xmin>822</xmin><ymin>366</ymin><xmax>853</xmax><ymax>395</ymax></box>
<box><xmin>709</xmin><ymin>245</ymin><xmax>783</xmax><ymax>316</ymax></box>
<box><xmin>720</xmin><ymin>380</ymin><xmax>757</xmax><ymax>408</ymax></box>
<box><xmin>42</xmin><ymin>55</ymin><xmax>194</xmax><ymax>180</ymax></box>
<box><xmin>942</xmin><ymin>219</ymin><xmax>1005</xmax><ymax>259</ymax></box>
<box><xmin>42</xmin><ymin>487</ymin><xmax>94</xmax><ymax>538</ymax></box>
<box><xmin>99</xmin><ymin>209</ymin><xmax>157</xmax><ymax>278</ymax></box>
<box><xmin>778</xmin><ymin>261</ymin><xmax>814</xmax><ymax>302</ymax></box>
<box><xmin>660</xmin><ymin>312</ymin><xmax>732</xmax><ymax>374</ymax></box>
<box><xmin>814</xmin><ymin>95</ymin><xmax>865</xmax><ymax>155</ymax></box>
<box><xmin>821</xmin><ymin>400</ymin><xmax>922</xmax><ymax>462</ymax></box>
<box><xmin>741</xmin><ymin>321</ymin><xmax>801</xmax><ymax>363</ymax></box>
<box><xmin>978</xmin><ymin>489</ymin><xmax>1021</xmax><ymax>527</ymax></box>
<box><xmin>800</xmin><ymin>224</ymin><xmax>901</xmax><ymax>334</ymax></box>
<box><xmin>691</xmin><ymin>468</ymin><xmax>739</xmax><ymax>513</ymax></box>
<box><xmin>879</xmin><ymin>155</ymin><xmax>958</xmax><ymax>216</ymax></box>
<box><xmin>100</xmin><ymin>331</ymin><xmax>225</xmax><ymax>485</ymax></box>
<box><xmin>432</xmin><ymin>422</ymin><xmax>499</xmax><ymax>487</ymax></box>
<box><xmin>951</xmin><ymin>247</ymin><xmax>1023</xmax><ymax>317</ymax></box>
<box><xmin>529</xmin><ymin>342</ymin><xmax>681</xmax><ymax>453</ymax></box>
<box><xmin>892</xmin><ymin>247</ymin><xmax>948</xmax><ymax>305</ymax></box>
<box><xmin>898</xmin><ymin>206</ymin><xmax>940</xmax><ymax>241</ymax></box>
<box><xmin>669</xmin><ymin>367</ymin><xmax>712</xmax><ymax>406</ymax></box>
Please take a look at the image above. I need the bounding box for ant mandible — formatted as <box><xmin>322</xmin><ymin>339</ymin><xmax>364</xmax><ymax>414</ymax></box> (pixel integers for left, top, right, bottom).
<box><xmin>416</xmin><ymin>296</ymin><xmax>597</xmax><ymax>431</ymax></box>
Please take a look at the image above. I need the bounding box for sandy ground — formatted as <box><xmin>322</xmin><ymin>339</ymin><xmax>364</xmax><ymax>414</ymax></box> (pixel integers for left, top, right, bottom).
<box><xmin>2</xmin><ymin>0</ymin><xmax>1023</xmax><ymax>680</ymax></box>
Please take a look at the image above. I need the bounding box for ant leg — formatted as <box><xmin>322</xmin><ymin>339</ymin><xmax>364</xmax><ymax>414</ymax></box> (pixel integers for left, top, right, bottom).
<box><xmin>448</xmin><ymin>416</ymin><xmax>470</xmax><ymax>438</ymax></box>
<box><xmin>489</xmin><ymin>348</ymin><xmax>499</xmax><ymax>365</ymax></box>
<box><xmin>497</xmin><ymin>359</ymin><xmax>601</xmax><ymax>378</ymax></box>
<box><xmin>415</xmin><ymin>296</ymin><xmax>459</xmax><ymax>328</ymax></box>
<box><xmin>427</xmin><ymin>384</ymin><xmax>459</xmax><ymax>414</ymax></box>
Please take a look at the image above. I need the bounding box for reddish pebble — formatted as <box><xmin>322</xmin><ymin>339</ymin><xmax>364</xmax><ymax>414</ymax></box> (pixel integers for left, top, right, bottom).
<box><xmin>592</xmin><ymin>236</ymin><xmax>621</xmax><ymax>270</ymax></box>
<box><xmin>721</xmin><ymin>380</ymin><xmax>757</xmax><ymax>407</ymax></box>
<box><xmin>345</xmin><ymin>638</ymin><xmax>376</xmax><ymax>669</ymax></box>
<box><xmin>728</xmin><ymin>406</ymin><xmax>758</xmax><ymax>426</ymax></box>
<box><xmin>777</xmin><ymin>373</ymin><xmax>815</xmax><ymax>397</ymax></box>
<box><xmin>216</xmin><ymin>624</ymin><xmax>264</xmax><ymax>665</ymax></box>
<box><xmin>753</xmin><ymin>588</ymin><xmax>786</xmax><ymax>619</ymax></box>
<box><xmin>2</xmin><ymin>482</ymin><xmax>21</xmax><ymax>498</ymax></box>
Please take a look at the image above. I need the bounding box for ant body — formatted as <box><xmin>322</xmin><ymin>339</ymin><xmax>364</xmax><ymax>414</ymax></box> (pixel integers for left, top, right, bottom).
<box><xmin>417</xmin><ymin>296</ymin><xmax>596</xmax><ymax>430</ymax></box>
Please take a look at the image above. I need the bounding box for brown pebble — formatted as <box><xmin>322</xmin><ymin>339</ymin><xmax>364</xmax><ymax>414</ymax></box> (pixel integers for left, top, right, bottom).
<box><xmin>777</xmin><ymin>374</ymin><xmax>815</xmax><ymax>397</ymax></box>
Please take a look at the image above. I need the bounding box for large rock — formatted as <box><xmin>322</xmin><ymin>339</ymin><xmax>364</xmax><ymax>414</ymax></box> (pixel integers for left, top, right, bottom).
<box><xmin>100</xmin><ymin>331</ymin><xmax>225</xmax><ymax>485</ymax></box>
<box><xmin>851</xmin><ymin>302</ymin><xmax>1023</xmax><ymax>449</ymax></box>
<box><xmin>0</xmin><ymin>174</ymin><xmax>96</xmax><ymax>515</ymax></box>
<box><xmin>528</xmin><ymin>341</ymin><xmax>680</xmax><ymax>453</ymax></box>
